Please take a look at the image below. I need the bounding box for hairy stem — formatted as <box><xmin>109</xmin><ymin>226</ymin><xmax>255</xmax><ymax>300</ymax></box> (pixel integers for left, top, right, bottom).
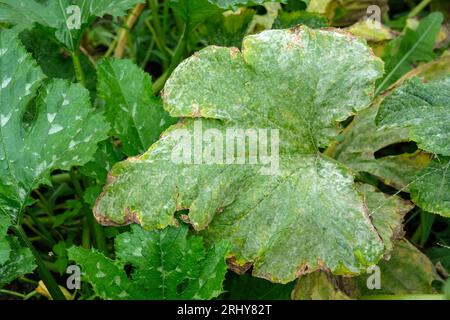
<box><xmin>72</xmin><ymin>51</ymin><xmax>86</xmax><ymax>87</ymax></box>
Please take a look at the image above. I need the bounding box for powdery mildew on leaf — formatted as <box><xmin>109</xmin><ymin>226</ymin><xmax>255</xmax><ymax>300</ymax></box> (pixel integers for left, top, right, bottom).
<box><xmin>94</xmin><ymin>26</ymin><xmax>387</xmax><ymax>283</ymax></box>
<box><xmin>377</xmin><ymin>77</ymin><xmax>450</xmax><ymax>217</ymax></box>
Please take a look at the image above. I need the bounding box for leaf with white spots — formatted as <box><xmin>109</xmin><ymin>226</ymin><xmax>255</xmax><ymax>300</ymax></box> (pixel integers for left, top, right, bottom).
<box><xmin>94</xmin><ymin>26</ymin><xmax>388</xmax><ymax>283</ymax></box>
<box><xmin>0</xmin><ymin>235</ymin><xmax>36</xmax><ymax>287</ymax></box>
<box><xmin>68</xmin><ymin>224</ymin><xmax>230</xmax><ymax>300</ymax></box>
<box><xmin>376</xmin><ymin>77</ymin><xmax>450</xmax><ymax>217</ymax></box>
<box><xmin>377</xmin><ymin>77</ymin><xmax>450</xmax><ymax>157</ymax></box>
<box><xmin>0</xmin><ymin>0</ymin><xmax>146</xmax><ymax>51</ymax></box>
<box><xmin>0</xmin><ymin>29</ymin><xmax>109</xmax><ymax>222</ymax></box>
<box><xmin>97</xmin><ymin>58</ymin><xmax>176</xmax><ymax>156</ymax></box>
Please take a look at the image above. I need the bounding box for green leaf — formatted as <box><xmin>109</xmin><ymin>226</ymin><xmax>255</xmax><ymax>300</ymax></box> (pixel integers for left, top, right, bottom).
<box><xmin>444</xmin><ymin>279</ymin><xmax>450</xmax><ymax>299</ymax></box>
<box><xmin>0</xmin><ymin>236</ymin><xmax>36</xmax><ymax>287</ymax></box>
<box><xmin>332</xmin><ymin>105</ymin><xmax>431</xmax><ymax>191</ymax></box>
<box><xmin>94</xmin><ymin>26</ymin><xmax>386</xmax><ymax>283</ymax></box>
<box><xmin>346</xmin><ymin>20</ymin><xmax>395</xmax><ymax>43</ymax></box>
<box><xmin>376</xmin><ymin>75</ymin><xmax>450</xmax><ymax>217</ymax></box>
<box><xmin>0</xmin><ymin>29</ymin><xmax>109</xmax><ymax>222</ymax></box>
<box><xmin>376</xmin><ymin>77</ymin><xmax>450</xmax><ymax>157</ymax></box>
<box><xmin>410</xmin><ymin>157</ymin><xmax>450</xmax><ymax>217</ymax></box>
<box><xmin>170</xmin><ymin>0</ymin><xmax>222</xmax><ymax>31</ymax></box>
<box><xmin>198</xmin><ymin>9</ymin><xmax>256</xmax><ymax>47</ymax></box>
<box><xmin>273</xmin><ymin>10</ymin><xmax>328</xmax><ymax>29</ymax></box>
<box><xmin>97</xmin><ymin>58</ymin><xmax>176</xmax><ymax>156</ymax></box>
<box><xmin>224</xmin><ymin>273</ymin><xmax>294</xmax><ymax>300</ymax></box>
<box><xmin>294</xmin><ymin>239</ymin><xmax>440</xmax><ymax>299</ymax></box>
<box><xmin>68</xmin><ymin>225</ymin><xmax>230</xmax><ymax>300</ymax></box>
<box><xmin>19</xmin><ymin>28</ymin><xmax>75</xmax><ymax>80</ymax></box>
<box><xmin>292</xmin><ymin>271</ymin><xmax>350</xmax><ymax>300</ymax></box>
<box><xmin>376</xmin><ymin>12</ymin><xmax>444</xmax><ymax>94</ymax></box>
<box><xmin>0</xmin><ymin>214</ymin><xmax>10</xmax><ymax>265</ymax></box>
<box><xmin>358</xmin><ymin>184</ymin><xmax>413</xmax><ymax>253</ymax></box>
<box><xmin>428</xmin><ymin>246</ymin><xmax>450</xmax><ymax>271</ymax></box>
<box><xmin>292</xmin><ymin>186</ymin><xmax>413</xmax><ymax>300</ymax></box>
<box><xmin>352</xmin><ymin>239</ymin><xmax>440</xmax><ymax>296</ymax></box>
<box><xmin>333</xmin><ymin>52</ymin><xmax>450</xmax><ymax>191</ymax></box>
<box><xmin>0</xmin><ymin>0</ymin><xmax>146</xmax><ymax>51</ymax></box>
<box><xmin>80</xmin><ymin>141</ymin><xmax>123</xmax><ymax>184</ymax></box>
<box><xmin>170</xmin><ymin>0</ymin><xmax>283</xmax><ymax>31</ymax></box>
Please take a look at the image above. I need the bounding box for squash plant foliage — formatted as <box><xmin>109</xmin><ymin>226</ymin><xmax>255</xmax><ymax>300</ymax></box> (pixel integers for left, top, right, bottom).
<box><xmin>0</xmin><ymin>0</ymin><xmax>449</xmax><ymax>300</ymax></box>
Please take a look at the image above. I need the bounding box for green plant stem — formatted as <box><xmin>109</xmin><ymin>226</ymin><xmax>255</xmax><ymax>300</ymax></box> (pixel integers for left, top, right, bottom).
<box><xmin>82</xmin><ymin>220</ymin><xmax>90</xmax><ymax>249</ymax></box>
<box><xmin>23</xmin><ymin>220</ymin><xmax>54</xmax><ymax>247</ymax></box>
<box><xmin>72</xmin><ymin>51</ymin><xmax>86</xmax><ymax>87</ymax></box>
<box><xmin>104</xmin><ymin>38</ymin><xmax>118</xmax><ymax>58</ymax></box>
<box><xmin>28</xmin><ymin>211</ymin><xmax>56</xmax><ymax>246</ymax></box>
<box><xmin>149</xmin><ymin>0</ymin><xmax>165</xmax><ymax>49</ymax></box>
<box><xmin>11</xmin><ymin>226</ymin><xmax>66</xmax><ymax>300</ymax></box>
<box><xmin>140</xmin><ymin>38</ymin><xmax>155</xmax><ymax>69</ymax></box>
<box><xmin>162</xmin><ymin>0</ymin><xmax>170</xmax><ymax>36</ymax></box>
<box><xmin>35</xmin><ymin>190</ymin><xmax>54</xmax><ymax>216</ymax></box>
<box><xmin>0</xmin><ymin>289</ymin><xmax>27</xmax><ymax>299</ymax></box>
<box><xmin>19</xmin><ymin>276</ymin><xmax>38</xmax><ymax>285</ymax></box>
<box><xmin>51</xmin><ymin>173</ymin><xmax>71</xmax><ymax>184</ymax></box>
<box><xmin>152</xmin><ymin>25</ymin><xmax>188</xmax><ymax>94</ymax></box>
<box><xmin>408</xmin><ymin>0</ymin><xmax>432</xmax><ymax>18</ymax></box>
<box><xmin>145</xmin><ymin>18</ymin><xmax>172</xmax><ymax>59</ymax></box>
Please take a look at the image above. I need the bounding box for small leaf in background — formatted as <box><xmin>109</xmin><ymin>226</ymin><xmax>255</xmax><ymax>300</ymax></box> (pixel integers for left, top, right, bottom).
<box><xmin>376</xmin><ymin>12</ymin><xmax>444</xmax><ymax>94</ymax></box>
<box><xmin>170</xmin><ymin>0</ymin><xmax>284</xmax><ymax>32</ymax></box>
<box><xmin>273</xmin><ymin>10</ymin><xmax>328</xmax><ymax>29</ymax></box>
<box><xmin>52</xmin><ymin>200</ymin><xmax>83</xmax><ymax>229</ymax></box>
<box><xmin>331</xmin><ymin>105</ymin><xmax>431</xmax><ymax>191</ymax></box>
<box><xmin>97</xmin><ymin>58</ymin><xmax>176</xmax><ymax>156</ymax></box>
<box><xmin>377</xmin><ymin>77</ymin><xmax>450</xmax><ymax>157</ymax></box>
<box><xmin>376</xmin><ymin>77</ymin><xmax>450</xmax><ymax>217</ymax></box>
<box><xmin>80</xmin><ymin>141</ymin><xmax>124</xmax><ymax>185</ymax></box>
<box><xmin>351</xmin><ymin>240</ymin><xmax>441</xmax><ymax>297</ymax></box>
<box><xmin>0</xmin><ymin>29</ymin><xmax>109</xmax><ymax>222</ymax></box>
<box><xmin>292</xmin><ymin>271</ymin><xmax>350</xmax><ymax>300</ymax></box>
<box><xmin>346</xmin><ymin>20</ymin><xmax>395</xmax><ymax>43</ymax></box>
<box><xmin>198</xmin><ymin>9</ymin><xmax>256</xmax><ymax>47</ymax></box>
<box><xmin>0</xmin><ymin>236</ymin><xmax>36</xmax><ymax>288</ymax></box>
<box><xmin>170</xmin><ymin>0</ymin><xmax>222</xmax><ymax>31</ymax></box>
<box><xmin>52</xmin><ymin>241</ymin><xmax>70</xmax><ymax>275</ymax></box>
<box><xmin>293</xmin><ymin>239</ymin><xmax>441</xmax><ymax>299</ymax></box>
<box><xmin>428</xmin><ymin>246</ymin><xmax>450</xmax><ymax>272</ymax></box>
<box><xmin>410</xmin><ymin>158</ymin><xmax>450</xmax><ymax>218</ymax></box>
<box><xmin>224</xmin><ymin>273</ymin><xmax>294</xmax><ymax>300</ymax></box>
<box><xmin>444</xmin><ymin>279</ymin><xmax>450</xmax><ymax>299</ymax></box>
<box><xmin>68</xmin><ymin>224</ymin><xmax>230</xmax><ymax>300</ymax></box>
<box><xmin>358</xmin><ymin>184</ymin><xmax>413</xmax><ymax>253</ymax></box>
